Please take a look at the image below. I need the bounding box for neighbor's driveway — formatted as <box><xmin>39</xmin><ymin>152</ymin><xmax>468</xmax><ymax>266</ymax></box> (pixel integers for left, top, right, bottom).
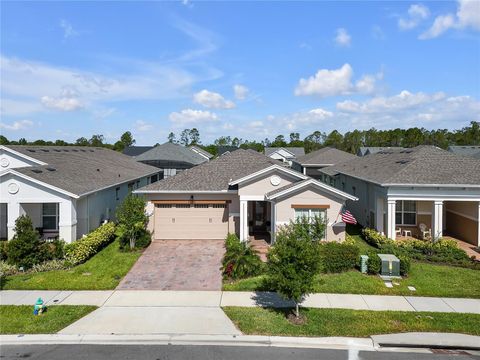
<box><xmin>116</xmin><ymin>240</ymin><xmax>225</xmax><ymax>291</ymax></box>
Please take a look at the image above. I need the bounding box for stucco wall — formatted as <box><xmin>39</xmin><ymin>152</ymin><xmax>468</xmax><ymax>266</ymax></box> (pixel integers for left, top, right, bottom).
<box><xmin>274</xmin><ymin>187</ymin><xmax>346</xmax><ymax>242</ymax></box>
<box><xmin>238</xmin><ymin>170</ymin><xmax>298</xmax><ymax>196</ymax></box>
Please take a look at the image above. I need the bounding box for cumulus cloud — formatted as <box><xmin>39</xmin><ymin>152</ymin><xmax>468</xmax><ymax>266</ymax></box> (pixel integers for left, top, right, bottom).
<box><xmin>420</xmin><ymin>0</ymin><xmax>480</xmax><ymax>39</ymax></box>
<box><xmin>134</xmin><ymin>120</ymin><xmax>153</xmax><ymax>132</ymax></box>
<box><xmin>193</xmin><ymin>89</ymin><xmax>235</xmax><ymax>109</ymax></box>
<box><xmin>294</xmin><ymin>64</ymin><xmax>379</xmax><ymax>97</ymax></box>
<box><xmin>233</xmin><ymin>84</ymin><xmax>249</xmax><ymax>100</ymax></box>
<box><xmin>309</xmin><ymin>108</ymin><xmax>334</xmax><ymax>119</ymax></box>
<box><xmin>59</xmin><ymin>19</ymin><xmax>78</xmax><ymax>39</ymax></box>
<box><xmin>398</xmin><ymin>4</ymin><xmax>430</xmax><ymax>30</ymax></box>
<box><xmin>334</xmin><ymin>28</ymin><xmax>351</xmax><ymax>47</ymax></box>
<box><xmin>0</xmin><ymin>119</ymin><xmax>34</xmax><ymax>131</ymax></box>
<box><xmin>41</xmin><ymin>88</ymin><xmax>83</xmax><ymax>111</ymax></box>
<box><xmin>169</xmin><ymin>109</ymin><xmax>218</xmax><ymax>125</ymax></box>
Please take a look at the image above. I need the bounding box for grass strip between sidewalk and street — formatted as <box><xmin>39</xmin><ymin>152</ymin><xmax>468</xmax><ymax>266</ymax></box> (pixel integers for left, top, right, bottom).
<box><xmin>0</xmin><ymin>305</ymin><xmax>97</xmax><ymax>334</ymax></box>
<box><xmin>223</xmin><ymin>307</ymin><xmax>480</xmax><ymax>337</ymax></box>
<box><xmin>1</xmin><ymin>240</ymin><xmax>141</xmax><ymax>290</ymax></box>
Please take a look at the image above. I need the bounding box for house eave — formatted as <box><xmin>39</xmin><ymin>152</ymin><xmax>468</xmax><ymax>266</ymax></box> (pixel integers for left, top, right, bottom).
<box><xmin>228</xmin><ymin>164</ymin><xmax>307</xmax><ymax>186</ymax></box>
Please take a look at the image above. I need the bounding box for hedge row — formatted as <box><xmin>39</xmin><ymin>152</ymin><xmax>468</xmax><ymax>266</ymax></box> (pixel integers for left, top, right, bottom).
<box><xmin>319</xmin><ymin>241</ymin><xmax>359</xmax><ymax>273</ymax></box>
<box><xmin>64</xmin><ymin>222</ymin><xmax>116</xmax><ymax>266</ymax></box>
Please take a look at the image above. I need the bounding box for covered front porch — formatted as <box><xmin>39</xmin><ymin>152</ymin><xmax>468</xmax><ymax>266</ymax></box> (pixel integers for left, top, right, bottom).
<box><xmin>376</xmin><ymin>198</ymin><xmax>480</xmax><ymax>247</ymax></box>
<box><xmin>4</xmin><ymin>201</ymin><xmax>77</xmax><ymax>242</ymax></box>
<box><xmin>239</xmin><ymin>199</ymin><xmax>274</xmax><ymax>244</ymax></box>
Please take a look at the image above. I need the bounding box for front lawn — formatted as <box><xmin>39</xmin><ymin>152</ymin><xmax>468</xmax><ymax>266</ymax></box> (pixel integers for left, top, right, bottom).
<box><xmin>0</xmin><ymin>305</ymin><xmax>97</xmax><ymax>334</ymax></box>
<box><xmin>224</xmin><ymin>262</ymin><xmax>480</xmax><ymax>298</ymax></box>
<box><xmin>1</xmin><ymin>240</ymin><xmax>142</xmax><ymax>290</ymax></box>
<box><xmin>223</xmin><ymin>307</ymin><xmax>480</xmax><ymax>337</ymax></box>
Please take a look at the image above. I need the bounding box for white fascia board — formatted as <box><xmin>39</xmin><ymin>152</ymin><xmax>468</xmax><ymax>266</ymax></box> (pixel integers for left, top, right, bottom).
<box><xmin>266</xmin><ymin>178</ymin><xmax>358</xmax><ymax>202</ymax></box>
<box><xmin>382</xmin><ymin>183</ymin><xmax>480</xmax><ymax>188</ymax></box>
<box><xmin>270</xmin><ymin>147</ymin><xmax>295</xmax><ymax>158</ymax></box>
<box><xmin>228</xmin><ymin>164</ymin><xmax>307</xmax><ymax>186</ymax></box>
<box><xmin>134</xmin><ymin>189</ymin><xmax>237</xmax><ymax>194</ymax></box>
<box><xmin>0</xmin><ymin>145</ymin><xmax>48</xmax><ymax>166</ymax></box>
<box><xmin>1</xmin><ymin>169</ymin><xmax>79</xmax><ymax>199</ymax></box>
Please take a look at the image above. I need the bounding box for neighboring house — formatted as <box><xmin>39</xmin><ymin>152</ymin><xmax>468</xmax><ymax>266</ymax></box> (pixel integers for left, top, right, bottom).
<box><xmin>0</xmin><ymin>145</ymin><xmax>160</xmax><ymax>243</ymax></box>
<box><xmin>264</xmin><ymin>147</ymin><xmax>305</xmax><ymax>166</ymax></box>
<box><xmin>133</xmin><ymin>142</ymin><xmax>208</xmax><ymax>179</ymax></box>
<box><xmin>135</xmin><ymin>149</ymin><xmax>357</xmax><ymax>243</ymax></box>
<box><xmin>448</xmin><ymin>145</ymin><xmax>480</xmax><ymax>159</ymax></box>
<box><xmin>357</xmin><ymin>147</ymin><xmax>405</xmax><ymax>157</ymax></box>
<box><xmin>122</xmin><ymin>146</ymin><xmax>153</xmax><ymax>157</ymax></box>
<box><xmin>189</xmin><ymin>145</ymin><xmax>214</xmax><ymax>160</ymax></box>
<box><xmin>217</xmin><ymin>146</ymin><xmax>239</xmax><ymax>156</ymax></box>
<box><xmin>292</xmin><ymin>147</ymin><xmax>357</xmax><ymax>179</ymax></box>
<box><xmin>320</xmin><ymin>146</ymin><xmax>480</xmax><ymax>246</ymax></box>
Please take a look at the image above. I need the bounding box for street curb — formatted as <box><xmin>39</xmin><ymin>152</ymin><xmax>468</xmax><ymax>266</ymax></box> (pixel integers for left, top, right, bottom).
<box><xmin>0</xmin><ymin>334</ymin><xmax>374</xmax><ymax>350</ymax></box>
<box><xmin>371</xmin><ymin>333</ymin><xmax>480</xmax><ymax>351</ymax></box>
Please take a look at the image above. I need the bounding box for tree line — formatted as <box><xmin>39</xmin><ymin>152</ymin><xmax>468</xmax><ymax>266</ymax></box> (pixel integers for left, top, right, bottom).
<box><xmin>1</xmin><ymin>121</ymin><xmax>478</xmax><ymax>155</ymax></box>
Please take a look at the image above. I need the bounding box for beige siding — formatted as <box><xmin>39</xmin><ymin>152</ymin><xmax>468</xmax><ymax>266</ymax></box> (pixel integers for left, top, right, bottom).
<box><xmin>274</xmin><ymin>188</ymin><xmax>346</xmax><ymax>242</ymax></box>
<box><xmin>238</xmin><ymin>170</ymin><xmax>297</xmax><ymax>196</ymax></box>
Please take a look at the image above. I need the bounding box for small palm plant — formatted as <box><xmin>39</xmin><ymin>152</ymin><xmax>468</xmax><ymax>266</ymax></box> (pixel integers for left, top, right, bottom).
<box><xmin>222</xmin><ymin>233</ymin><xmax>263</xmax><ymax>280</ymax></box>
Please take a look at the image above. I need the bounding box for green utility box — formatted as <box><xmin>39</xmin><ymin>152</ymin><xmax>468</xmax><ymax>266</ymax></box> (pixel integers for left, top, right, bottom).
<box><xmin>377</xmin><ymin>254</ymin><xmax>400</xmax><ymax>277</ymax></box>
<box><xmin>360</xmin><ymin>255</ymin><xmax>369</xmax><ymax>274</ymax></box>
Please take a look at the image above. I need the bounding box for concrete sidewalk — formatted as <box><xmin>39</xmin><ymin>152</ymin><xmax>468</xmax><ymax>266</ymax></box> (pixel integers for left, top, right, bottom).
<box><xmin>2</xmin><ymin>290</ymin><xmax>479</xmax><ymax>314</ymax></box>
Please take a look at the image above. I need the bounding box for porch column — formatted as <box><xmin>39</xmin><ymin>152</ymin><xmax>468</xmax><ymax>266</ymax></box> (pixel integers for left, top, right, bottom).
<box><xmin>59</xmin><ymin>200</ymin><xmax>77</xmax><ymax>244</ymax></box>
<box><xmin>239</xmin><ymin>199</ymin><xmax>248</xmax><ymax>242</ymax></box>
<box><xmin>376</xmin><ymin>197</ymin><xmax>385</xmax><ymax>235</ymax></box>
<box><xmin>386</xmin><ymin>199</ymin><xmax>396</xmax><ymax>240</ymax></box>
<box><xmin>7</xmin><ymin>202</ymin><xmax>21</xmax><ymax>240</ymax></box>
<box><xmin>432</xmin><ymin>200</ymin><xmax>444</xmax><ymax>241</ymax></box>
<box><xmin>477</xmin><ymin>201</ymin><xmax>480</xmax><ymax>247</ymax></box>
<box><xmin>270</xmin><ymin>202</ymin><xmax>276</xmax><ymax>244</ymax></box>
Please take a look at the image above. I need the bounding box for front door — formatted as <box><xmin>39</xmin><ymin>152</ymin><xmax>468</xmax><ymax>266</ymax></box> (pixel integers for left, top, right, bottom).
<box><xmin>252</xmin><ymin>201</ymin><xmax>267</xmax><ymax>232</ymax></box>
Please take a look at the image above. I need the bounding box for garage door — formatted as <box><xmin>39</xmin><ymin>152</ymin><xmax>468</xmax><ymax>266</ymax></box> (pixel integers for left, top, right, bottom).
<box><xmin>154</xmin><ymin>203</ymin><xmax>229</xmax><ymax>240</ymax></box>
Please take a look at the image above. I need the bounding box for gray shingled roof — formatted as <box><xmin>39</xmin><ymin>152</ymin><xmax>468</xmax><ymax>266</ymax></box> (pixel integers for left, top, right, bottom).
<box><xmin>135</xmin><ymin>142</ymin><xmax>207</xmax><ymax>165</ymax></box>
<box><xmin>357</xmin><ymin>147</ymin><xmax>405</xmax><ymax>156</ymax></box>
<box><xmin>123</xmin><ymin>146</ymin><xmax>153</xmax><ymax>157</ymax></box>
<box><xmin>138</xmin><ymin>149</ymin><xmax>284</xmax><ymax>192</ymax></box>
<box><xmin>321</xmin><ymin>145</ymin><xmax>480</xmax><ymax>186</ymax></box>
<box><xmin>448</xmin><ymin>146</ymin><xmax>480</xmax><ymax>159</ymax></box>
<box><xmin>295</xmin><ymin>147</ymin><xmax>357</xmax><ymax>166</ymax></box>
<box><xmin>264</xmin><ymin>147</ymin><xmax>305</xmax><ymax>158</ymax></box>
<box><xmin>5</xmin><ymin>146</ymin><xmax>159</xmax><ymax>197</ymax></box>
<box><xmin>189</xmin><ymin>145</ymin><xmax>213</xmax><ymax>159</ymax></box>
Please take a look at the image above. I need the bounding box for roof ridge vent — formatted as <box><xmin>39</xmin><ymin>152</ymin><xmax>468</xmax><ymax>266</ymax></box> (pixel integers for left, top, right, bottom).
<box><xmin>46</xmin><ymin>167</ymin><xmax>56</xmax><ymax>172</ymax></box>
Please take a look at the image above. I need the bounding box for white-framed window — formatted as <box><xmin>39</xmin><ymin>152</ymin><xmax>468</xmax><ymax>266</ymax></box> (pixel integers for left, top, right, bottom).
<box><xmin>396</xmin><ymin>200</ymin><xmax>416</xmax><ymax>226</ymax></box>
<box><xmin>294</xmin><ymin>208</ymin><xmax>326</xmax><ymax>223</ymax></box>
<box><xmin>42</xmin><ymin>203</ymin><xmax>59</xmax><ymax>231</ymax></box>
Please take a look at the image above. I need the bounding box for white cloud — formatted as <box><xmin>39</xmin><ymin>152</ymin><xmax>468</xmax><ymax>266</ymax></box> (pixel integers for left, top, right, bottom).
<box><xmin>0</xmin><ymin>119</ymin><xmax>34</xmax><ymax>131</ymax></box>
<box><xmin>334</xmin><ymin>28</ymin><xmax>351</xmax><ymax>47</ymax></box>
<box><xmin>372</xmin><ymin>25</ymin><xmax>386</xmax><ymax>40</ymax></box>
<box><xmin>420</xmin><ymin>0</ymin><xmax>480</xmax><ymax>39</ymax></box>
<box><xmin>309</xmin><ymin>108</ymin><xmax>334</xmax><ymax>119</ymax></box>
<box><xmin>59</xmin><ymin>19</ymin><xmax>78</xmax><ymax>39</ymax></box>
<box><xmin>134</xmin><ymin>120</ymin><xmax>153</xmax><ymax>132</ymax></box>
<box><xmin>294</xmin><ymin>64</ymin><xmax>379</xmax><ymax>97</ymax></box>
<box><xmin>41</xmin><ymin>88</ymin><xmax>83</xmax><ymax>111</ymax></box>
<box><xmin>169</xmin><ymin>109</ymin><xmax>218</xmax><ymax>125</ymax></box>
<box><xmin>193</xmin><ymin>89</ymin><xmax>235</xmax><ymax>109</ymax></box>
<box><xmin>398</xmin><ymin>4</ymin><xmax>430</xmax><ymax>30</ymax></box>
<box><xmin>233</xmin><ymin>84</ymin><xmax>249</xmax><ymax>100</ymax></box>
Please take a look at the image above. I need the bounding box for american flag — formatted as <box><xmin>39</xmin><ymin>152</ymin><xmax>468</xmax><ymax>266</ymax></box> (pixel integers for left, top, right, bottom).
<box><xmin>341</xmin><ymin>208</ymin><xmax>357</xmax><ymax>225</ymax></box>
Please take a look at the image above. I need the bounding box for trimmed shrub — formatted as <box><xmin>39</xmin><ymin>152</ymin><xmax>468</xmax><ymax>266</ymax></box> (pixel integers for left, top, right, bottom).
<box><xmin>42</xmin><ymin>239</ymin><xmax>65</xmax><ymax>261</ymax></box>
<box><xmin>7</xmin><ymin>215</ymin><xmax>48</xmax><ymax>269</ymax></box>
<box><xmin>398</xmin><ymin>255</ymin><xmax>411</xmax><ymax>276</ymax></box>
<box><xmin>343</xmin><ymin>234</ymin><xmax>357</xmax><ymax>246</ymax></box>
<box><xmin>366</xmin><ymin>251</ymin><xmax>381</xmax><ymax>274</ymax></box>
<box><xmin>319</xmin><ymin>241</ymin><xmax>360</xmax><ymax>273</ymax></box>
<box><xmin>0</xmin><ymin>241</ymin><xmax>8</xmax><ymax>261</ymax></box>
<box><xmin>64</xmin><ymin>222</ymin><xmax>116</xmax><ymax>266</ymax></box>
<box><xmin>222</xmin><ymin>233</ymin><xmax>263</xmax><ymax>280</ymax></box>
<box><xmin>361</xmin><ymin>228</ymin><xmax>393</xmax><ymax>247</ymax></box>
<box><xmin>0</xmin><ymin>260</ymin><xmax>18</xmax><ymax>276</ymax></box>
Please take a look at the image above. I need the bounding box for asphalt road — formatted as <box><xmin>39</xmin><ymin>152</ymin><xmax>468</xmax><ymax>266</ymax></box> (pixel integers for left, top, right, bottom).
<box><xmin>1</xmin><ymin>345</ymin><xmax>479</xmax><ymax>360</ymax></box>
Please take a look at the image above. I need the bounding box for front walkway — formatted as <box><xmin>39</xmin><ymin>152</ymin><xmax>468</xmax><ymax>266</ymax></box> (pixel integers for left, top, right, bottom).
<box><xmin>2</xmin><ymin>290</ymin><xmax>479</xmax><ymax>314</ymax></box>
<box><xmin>117</xmin><ymin>240</ymin><xmax>225</xmax><ymax>290</ymax></box>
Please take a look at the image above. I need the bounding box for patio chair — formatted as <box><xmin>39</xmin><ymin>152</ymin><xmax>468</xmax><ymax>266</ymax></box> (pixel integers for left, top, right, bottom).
<box><xmin>419</xmin><ymin>223</ymin><xmax>431</xmax><ymax>240</ymax></box>
<box><xmin>395</xmin><ymin>227</ymin><xmax>402</xmax><ymax>237</ymax></box>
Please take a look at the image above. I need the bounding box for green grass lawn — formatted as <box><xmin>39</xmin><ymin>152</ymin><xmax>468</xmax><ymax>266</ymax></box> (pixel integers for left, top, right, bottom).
<box><xmin>0</xmin><ymin>305</ymin><xmax>97</xmax><ymax>334</ymax></box>
<box><xmin>1</xmin><ymin>240</ymin><xmax>142</xmax><ymax>290</ymax></box>
<box><xmin>223</xmin><ymin>307</ymin><xmax>480</xmax><ymax>337</ymax></box>
<box><xmin>225</xmin><ymin>225</ymin><xmax>480</xmax><ymax>298</ymax></box>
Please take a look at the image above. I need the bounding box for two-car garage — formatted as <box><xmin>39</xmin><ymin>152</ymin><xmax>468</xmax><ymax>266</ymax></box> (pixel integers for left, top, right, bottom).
<box><xmin>153</xmin><ymin>201</ymin><xmax>231</xmax><ymax>240</ymax></box>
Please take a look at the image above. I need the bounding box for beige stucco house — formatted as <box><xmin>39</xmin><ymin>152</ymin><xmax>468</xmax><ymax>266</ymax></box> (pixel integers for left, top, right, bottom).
<box><xmin>321</xmin><ymin>146</ymin><xmax>480</xmax><ymax>246</ymax></box>
<box><xmin>135</xmin><ymin>149</ymin><xmax>357</xmax><ymax>243</ymax></box>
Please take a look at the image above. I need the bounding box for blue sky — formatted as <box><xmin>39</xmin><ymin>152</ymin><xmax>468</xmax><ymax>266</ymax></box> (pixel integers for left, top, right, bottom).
<box><xmin>1</xmin><ymin>0</ymin><xmax>479</xmax><ymax>145</ymax></box>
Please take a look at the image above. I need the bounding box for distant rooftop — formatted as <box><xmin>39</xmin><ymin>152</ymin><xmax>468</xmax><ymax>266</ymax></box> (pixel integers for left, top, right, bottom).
<box><xmin>123</xmin><ymin>146</ymin><xmax>153</xmax><ymax>157</ymax></box>
<box><xmin>135</xmin><ymin>142</ymin><xmax>207</xmax><ymax>165</ymax></box>
<box><xmin>264</xmin><ymin>147</ymin><xmax>305</xmax><ymax>158</ymax></box>
<box><xmin>357</xmin><ymin>147</ymin><xmax>405</xmax><ymax>157</ymax></box>
<box><xmin>447</xmin><ymin>145</ymin><xmax>480</xmax><ymax>159</ymax></box>
<box><xmin>295</xmin><ymin>147</ymin><xmax>356</xmax><ymax>166</ymax></box>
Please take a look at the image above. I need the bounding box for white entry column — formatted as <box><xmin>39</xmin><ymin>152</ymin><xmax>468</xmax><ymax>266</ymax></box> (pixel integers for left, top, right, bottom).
<box><xmin>270</xmin><ymin>202</ymin><xmax>276</xmax><ymax>244</ymax></box>
<box><xmin>376</xmin><ymin>197</ymin><xmax>385</xmax><ymax>234</ymax></box>
<box><xmin>7</xmin><ymin>202</ymin><xmax>21</xmax><ymax>240</ymax></box>
<box><xmin>432</xmin><ymin>200</ymin><xmax>444</xmax><ymax>240</ymax></box>
<box><xmin>477</xmin><ymin>201</ymin><xmax>480</xmax><ymax>247</ymax></box>
<box><xmin>59</xmin><ymin>200</ymin><xmax>77</xmax><ymax>243</ymax></box>
<box><xmin>386</xmin><ymin>199</ymin><xmax>396</xmax><ymax>240</ymax></box>
<box><xmin>239</xmin><ymin>199</ymin><xmax>248</xmax><ymax>242</ymax></box>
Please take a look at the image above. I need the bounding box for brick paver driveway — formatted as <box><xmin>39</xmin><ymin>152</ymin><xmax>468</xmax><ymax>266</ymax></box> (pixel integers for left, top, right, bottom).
<box><xmin>117</xmin><ymin>240</ymin><xmax>225</xmax><ymax>290</ymax></box>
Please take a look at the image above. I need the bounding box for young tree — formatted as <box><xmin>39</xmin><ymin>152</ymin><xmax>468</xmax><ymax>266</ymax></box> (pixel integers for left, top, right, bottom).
<box><xmin>167</xmin><ymin>132</ymin><xmax>177</xmax><ymax>143</ymax></box>
<box><xmin>7</xmin><ymin>215</ymin><xmax>46</xmax><ymax>269</ymax></box>
<box><xmin>180</xmin><ymin>129</ymin><xmax>191</xmax><ymax>146</ymax></box>
<box><xmin>189</xmin><ymin>128</ymin><xmax>201</xmax><ymax>145</ymax></box>
<box><xmin>89</xmin><ymin>134</ymin><xmax>105</xmax><ymax>147</ymax></box>
<box><xmin>120</xmin><ymin>131</ymin><xmax>135</xmax><ymax>147</ymax></box>
<box><xmin>267</xmin><ymin>219</ymin><xmax>322</xmax><ymax>318</ymax></box>
<box><xmin>115</xmin><ymin>194</ymin><xmax>148</xmax><ymax>249</ymax></box>
<box><xmin>75</xmin><ymin>137</ymin><xmax>89</xmax><ymax>146</ymax></box>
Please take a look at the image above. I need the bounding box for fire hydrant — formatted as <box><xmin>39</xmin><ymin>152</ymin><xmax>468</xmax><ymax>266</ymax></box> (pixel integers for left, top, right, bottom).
<box><xmin>33</xmin><ymin>298</ymin><xmax>46</xmax><ymax>315</ymax></box>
